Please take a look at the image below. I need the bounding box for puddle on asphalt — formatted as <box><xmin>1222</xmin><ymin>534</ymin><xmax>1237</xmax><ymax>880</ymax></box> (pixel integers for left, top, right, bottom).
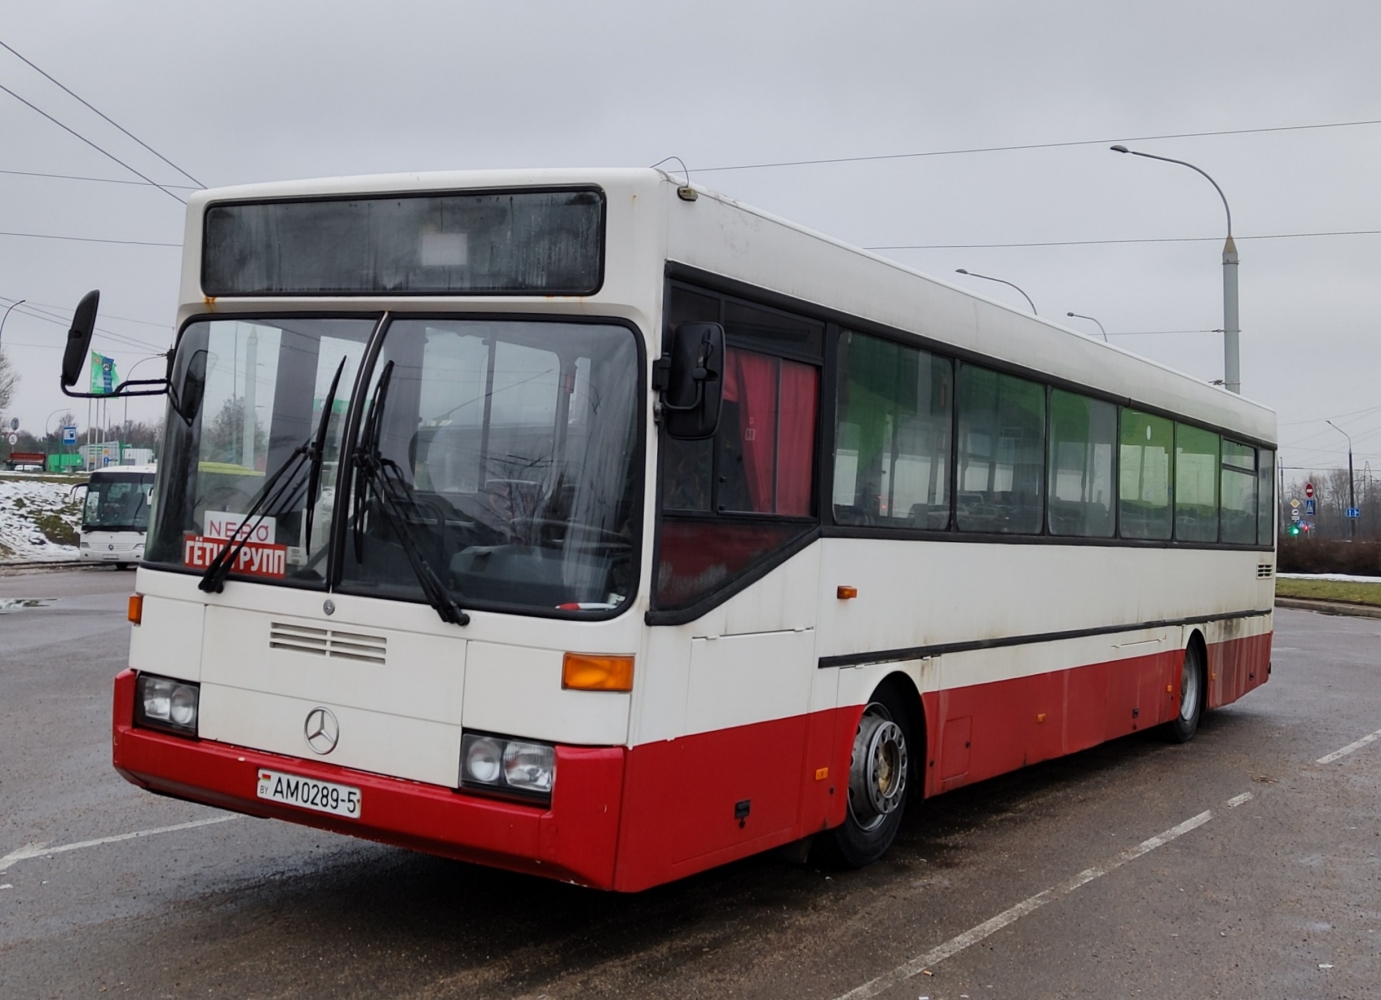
<box><xmin>0</xmin><ymin>598</ymin><xmax>55</xmax><ymax>612</ymax></box>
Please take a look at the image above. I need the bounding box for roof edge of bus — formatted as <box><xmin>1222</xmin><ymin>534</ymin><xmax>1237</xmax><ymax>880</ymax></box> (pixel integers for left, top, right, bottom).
<box><xmin>185</xmin><ymin>168</ymin><xmax>674</xmax><ymax>206</ymax></box>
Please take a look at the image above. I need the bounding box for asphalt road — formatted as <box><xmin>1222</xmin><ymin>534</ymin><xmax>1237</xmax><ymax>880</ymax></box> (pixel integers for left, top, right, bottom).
<box><xmin>2</xmin><ymin>568</ymin><xmax>1378</xmax><ymax>999</ymax></box>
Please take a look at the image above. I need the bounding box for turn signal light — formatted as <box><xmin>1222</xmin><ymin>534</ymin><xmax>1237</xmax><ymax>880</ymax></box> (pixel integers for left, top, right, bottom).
<box><xmin>128</xmin><ymin>594</ymin><xmax>144</xmax><ymax>625</ymax></box>
<box><xmin>562</xmin><ymin>653</ymin><xmax>634</xmax><ymax>692</ymax></box>
<box><xmin>837</xmin><ymin>585</ymin><xmax>858</xmax><ymax>600</ymax></box>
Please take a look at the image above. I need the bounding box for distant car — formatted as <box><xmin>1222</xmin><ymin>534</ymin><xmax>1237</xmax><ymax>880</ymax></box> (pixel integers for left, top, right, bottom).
<box><xmin>14</xmin><ymin>464</ymin><xmax>43</xmax><ymax>473</ymax></box>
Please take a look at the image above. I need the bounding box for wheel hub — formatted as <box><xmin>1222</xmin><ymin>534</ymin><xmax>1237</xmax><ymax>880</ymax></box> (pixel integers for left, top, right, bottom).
<box><xmin>848</xmin><ymin>707</ymin><xmax>908</xmax><ymax>830</ymax></box>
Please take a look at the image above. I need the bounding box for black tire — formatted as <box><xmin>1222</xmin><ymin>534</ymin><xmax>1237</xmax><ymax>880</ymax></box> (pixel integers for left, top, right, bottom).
<box><xmin>115</xmin><ymin>563</ymin><xmax>128</xmax><ymax>571</ymax></box>
<box><xmin>817</xmin><ymin>683</ymin><xmax>913</xmax><ymax>868</ymax></box>
<box><xmin>1166</xmin><ymin>641</ymin><xmax>1205</xmax><ymax>743</ymax></box>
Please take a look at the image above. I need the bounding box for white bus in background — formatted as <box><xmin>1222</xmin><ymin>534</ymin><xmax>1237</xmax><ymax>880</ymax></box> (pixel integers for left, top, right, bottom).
<box><xmin>76</xmin><ymin>464</ymin><xmax>156</xmax><ymax>569</ymax></box>
<box><xmin>58</xmin><ymin>168</ymin><xmax>1276</xmax><ymax>892</ymax></box>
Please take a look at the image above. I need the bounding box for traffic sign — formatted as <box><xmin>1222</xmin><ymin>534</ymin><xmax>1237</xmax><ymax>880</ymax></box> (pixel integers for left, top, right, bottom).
<box><xmin>1347</xmin><ymin>508</ymin><xmax>1361</xmax><ymax>518</ymax></box>
<box><xmin>1305</xmin><ymin>498</ymin><xmax>1316</xmax><ymax>516</ymax></box>
<box><xmin>1291</xmin><ymin>508</ymin><xmax>1301</xmax><ymax>520</ymax></box>
<box><xmin>1305</xmin><ymin>482</ymin><xmax>1315</xmax><ymax>499</ymax></box>
<box><xmin>1290</xmin><ymin>498</ymin><xmax>1301</xmax><ymax>509</ymax></box>
<box><xmin>5</xmin><ymin>432</ymin><xmax>15</xmax><ymax>446</ymax></box>
<box><xmin>62</xmin><ymin>426</ymin><xmax>77</xmax><ymax>446</ymax></box>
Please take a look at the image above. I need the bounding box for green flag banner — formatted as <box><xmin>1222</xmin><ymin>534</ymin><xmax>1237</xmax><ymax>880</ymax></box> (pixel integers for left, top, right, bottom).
<box><xmin>89</xmin><ymin>352</ymin><xmax>117</xmax><ymax>395</ymax></box>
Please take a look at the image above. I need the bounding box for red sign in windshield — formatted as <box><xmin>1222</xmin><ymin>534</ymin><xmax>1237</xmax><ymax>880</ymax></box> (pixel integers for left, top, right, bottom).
<box><xmin>183</xmin><ymin>534</ymin><xmax>287</xmax><ymax>579</ymax></box>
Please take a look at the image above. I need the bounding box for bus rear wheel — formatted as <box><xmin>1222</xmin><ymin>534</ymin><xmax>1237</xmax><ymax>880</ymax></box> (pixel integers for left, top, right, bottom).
<box><xmin>1167</xmin><ymin>641</ymin><xmax>1205</xmax><ymax>743</ymax></box>
<box><xmin>819</xmin><ymin>686</ymin><xmax>911</xmax><ymax>868</ymax></box>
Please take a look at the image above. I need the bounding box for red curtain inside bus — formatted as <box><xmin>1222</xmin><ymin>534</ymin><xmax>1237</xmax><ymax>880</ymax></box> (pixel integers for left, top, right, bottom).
<box><xmin>722</xmin><ymin>348</ymin><xmax>818</xmax><ymax>516</ymax></box>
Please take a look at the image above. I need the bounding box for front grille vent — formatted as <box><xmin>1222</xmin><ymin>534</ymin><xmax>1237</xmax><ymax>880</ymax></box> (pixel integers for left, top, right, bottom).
<box><xmin>269</xmin><ymin>623</ymin><xmax>387</xmax><ymax>665</ymax></box>
<box><xmin>1257</xmin><ymin>564</ymin><xmax>1274</xmax><ymax>579</ymax></box>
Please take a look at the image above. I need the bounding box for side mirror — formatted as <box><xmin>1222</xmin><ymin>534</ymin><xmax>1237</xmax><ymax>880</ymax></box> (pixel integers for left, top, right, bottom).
<box><xmin>660</xmin><ymin>322</ymin><xmax>724</xmax><ymax>440</ymax></box>
<box><xmin>61</xmin><ymin>290</ymin><xmax>100</xmax><ymax>389</ymax></box>
<box><xmin>171</xmin><ymin>347</ymin><xmax>208</xmax><ymax>424</ymax></box>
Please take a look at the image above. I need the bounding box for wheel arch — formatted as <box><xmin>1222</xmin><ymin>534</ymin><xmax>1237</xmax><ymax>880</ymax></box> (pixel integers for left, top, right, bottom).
<box><xmin>869</xmin><ymin>670</ymin><xmax>927</xmax><ymax>787</ymax></box>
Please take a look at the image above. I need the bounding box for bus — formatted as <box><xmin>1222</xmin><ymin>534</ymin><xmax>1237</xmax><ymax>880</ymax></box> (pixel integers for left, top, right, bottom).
<box><xmin>69</xmin><ymin>169</ymin><xmax>1275</xmax><ymax>892</ymax></box>
<box><xmin>75</xmin><ymin>464</ymin><xmax>156</xmax><ymax>569</ymax></box>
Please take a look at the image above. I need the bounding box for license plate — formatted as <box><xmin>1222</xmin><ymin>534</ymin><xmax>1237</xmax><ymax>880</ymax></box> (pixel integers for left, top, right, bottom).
<box><xmin>256</xmin><ymin>768</ymin><xmax>361</xmax><ymax>819</ymax></box>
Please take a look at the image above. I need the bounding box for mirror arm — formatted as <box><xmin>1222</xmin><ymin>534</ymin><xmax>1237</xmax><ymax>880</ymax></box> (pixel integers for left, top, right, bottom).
<box><xmin>60</xmin><ymin>380</ymin><xmax>171</xmax><ymax>400</ymax></box>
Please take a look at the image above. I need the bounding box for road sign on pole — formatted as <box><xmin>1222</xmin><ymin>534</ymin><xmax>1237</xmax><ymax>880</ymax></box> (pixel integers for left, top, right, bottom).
<box><xmin>1291</xmin><ymin>508</ymin><xmax>1301</xmax><ymax>521</ymax></box>
<box><xmin>1305</xmin><ymin>498</ymin><xmax>1316</xmax><ymax>516</ymax></box>
<box><xmin>1347</xmin><ymin>508</ymin><xmax>1361</xmax><ymax>518</ymax></box>
<box><xmin>1305</xmin><ymin>482</ymin><xmax>1315</xmax><ymax>499</ymax></box>
<box><xmin>62</xmin><ymin>426</ymin><xmax>77</xmax><ymax>446</ymax></box>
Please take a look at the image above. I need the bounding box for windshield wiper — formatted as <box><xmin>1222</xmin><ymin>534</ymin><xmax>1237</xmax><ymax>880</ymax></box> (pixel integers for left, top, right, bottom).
<box><xmin>198</xmin><ymin>357</ymin><xmax>348</xmax><ymax>594</ymax></box>
<box><xmin>352</xmin><ymin>361</ymin><xmax>469</xmax><ymax>626</ymax></box>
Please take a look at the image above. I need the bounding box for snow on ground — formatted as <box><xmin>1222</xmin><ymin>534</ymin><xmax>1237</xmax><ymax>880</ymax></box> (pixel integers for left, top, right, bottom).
<box><xmin>1277</xmin><ymin>572</ymin><xmax>1381</xmax><ymax>584</ymax></box>
<box><xmin>0</xmin><ymin>475</ymin><xmax>83</xmax><ymax>562</ymax></box>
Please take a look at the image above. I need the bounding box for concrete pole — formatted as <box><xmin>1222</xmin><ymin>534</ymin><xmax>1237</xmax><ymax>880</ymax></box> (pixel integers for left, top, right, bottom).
<box><xmin>1223</xmin><ymin>235</ymin><xmax>1240</xmax><ymax>393</ymax></box>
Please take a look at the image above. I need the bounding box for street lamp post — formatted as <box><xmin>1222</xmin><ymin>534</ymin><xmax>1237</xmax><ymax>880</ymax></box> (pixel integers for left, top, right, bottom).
<box><xmin>0</xmin><ymin>298</ymin><xmax>26</xmax><ymax>350</ymax></box>
<box><xmin>954</xmin><ymin>269</ymin><xmax>1037</xmax><ymax>314</ymax></box>
<box><xmin>1326</xmin><ymin>419</ymin><xmax>1357</xmax><ymax>540</ymax></box>
<box><xmin>1066</xmin><ymin>311</ymin><xmax>1108</xmax><ymax>342</ymax></box>
<box><xmin>1110</xmin><ymin>145</ymin><xmax>1238</xmax><ymax>394</ymax></box>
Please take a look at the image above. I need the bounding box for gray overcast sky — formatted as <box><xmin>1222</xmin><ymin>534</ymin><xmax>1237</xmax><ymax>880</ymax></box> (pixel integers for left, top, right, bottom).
<box><xmin>1</xmin><ymin>0</ymin><xmax>1378</xmax><ymax>478</ymax></box>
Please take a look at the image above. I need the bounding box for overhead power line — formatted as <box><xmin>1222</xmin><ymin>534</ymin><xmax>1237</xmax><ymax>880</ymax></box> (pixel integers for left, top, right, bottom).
<box><xmin>0</xmin><ymin>38</ymin><xmax>202</xmax><ymax>188</ymax></box>
<box><xmin>696</xmin><ymin>116</ymin><xmax>1381</xmax><ymax>173</ymax></box>
<box><xmin>0</xmin><ymin>166</ymin><xmax>199</xmax><ymax>189</ymax></box>
<box><xmin>0</xmin><ymin>229</ymin><xmax>179</xmax><ymax>247</ymax></box>
<box><xmin>1</xmin><ymin>298</ymin><xmax>170</xmax><ymax>353</ymax></box>
<box><xmin>865</xmin><ymin>229</ymin><xmax>1381</xmax><ymax>251</ymax></box>
<box><xmin>0</xmin><ymin>80</ymin><xmax>186</xmax><ymax>204</ymax></box>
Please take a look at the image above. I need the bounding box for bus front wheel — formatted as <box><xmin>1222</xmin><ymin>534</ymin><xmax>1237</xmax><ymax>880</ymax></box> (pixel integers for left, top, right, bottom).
<box><xmin>820</xmin><ymin>687</ymin><xmax>911</xmax><ymax>868</ymax></box>
<box><xmin>1167</xmin><ymin>641</ymin><xmax>1205</xmax><ymax>743</ymax></box>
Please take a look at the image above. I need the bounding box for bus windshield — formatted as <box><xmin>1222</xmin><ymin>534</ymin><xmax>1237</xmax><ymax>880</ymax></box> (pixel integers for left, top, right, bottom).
<box><xmin>83</xmin><ymin>473</ymin><xmax>154</xmax><ymax>531</ymax></box>
<box><xmin>338</xmin><ymin>318</ymin><xmax>640</xmax><ymax>615</ymax></box>
<box><xmin>146</xmin><ymin>315</ymin><xmax>641</xmax><ymax>615</ymax></box>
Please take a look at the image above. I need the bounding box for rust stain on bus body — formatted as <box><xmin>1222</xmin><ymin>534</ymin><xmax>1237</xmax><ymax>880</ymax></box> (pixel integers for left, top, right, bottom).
<box><xmin>203</xmin><ymin>295</ymin><xmax>217</xmax><ymax>311</ymax></box>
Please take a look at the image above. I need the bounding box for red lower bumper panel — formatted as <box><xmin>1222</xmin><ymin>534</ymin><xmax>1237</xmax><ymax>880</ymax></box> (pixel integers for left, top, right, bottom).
<box><xmin>111</xmin><ymin>670</ymin><xmax>627</xmax><ymax>889</ymax></box>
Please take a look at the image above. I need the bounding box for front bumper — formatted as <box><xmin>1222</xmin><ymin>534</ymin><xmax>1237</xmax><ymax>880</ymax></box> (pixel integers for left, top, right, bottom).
<box><xmin>111</xmin><ymin>669</ymin><xmax>626</xmax><ymax>888</ymax></box>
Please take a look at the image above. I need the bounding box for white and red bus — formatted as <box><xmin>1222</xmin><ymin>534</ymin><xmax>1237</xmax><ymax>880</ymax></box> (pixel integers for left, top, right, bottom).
<box><xmin>69</xmin><ymin>169</ymin><xmax>1274</xmax><ymax>891</ymax></box>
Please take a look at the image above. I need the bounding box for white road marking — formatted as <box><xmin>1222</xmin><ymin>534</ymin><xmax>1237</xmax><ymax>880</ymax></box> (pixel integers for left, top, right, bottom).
<box><xmin>1316</xmin><ymin>728</ymin><xmax>1381</xmax><ymax>765</ymax></box>
<box><xmin>1226</xmin><ymin>791</ymin><xmax>1254</xmax><ymax>808</ymax></box>
<box><xmin>833</xmin><ymin>808</ymin><xmax>1217</xmax><ymax>1000</ymax></box>
<box><xmin>0</xmin><ymin>816</ymin><xmax>240</xmax><ymax>870</ymax></box>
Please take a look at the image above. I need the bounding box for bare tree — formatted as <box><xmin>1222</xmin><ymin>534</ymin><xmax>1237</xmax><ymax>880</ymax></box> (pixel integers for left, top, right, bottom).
<box><xmin>0</xmin><ymin>349</ymin><xmax>17</xmax><ymax>416</ymax></box>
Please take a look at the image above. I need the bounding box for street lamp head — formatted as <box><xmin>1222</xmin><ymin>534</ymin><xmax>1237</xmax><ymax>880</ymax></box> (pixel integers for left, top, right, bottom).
<box><xmin>1110</xmin><ymin>145</ymin><xmax>1129</xmax><ymax>153</ymax></box>
<box><xmin>1066</xmin><ymin>311</ymin><xmax>1075</xmax><ymax>317</ymax></box>
<box><xmin>955</xmin><ymin>268</ymin><xmax>970</xmax><ymax>275</ymax></box>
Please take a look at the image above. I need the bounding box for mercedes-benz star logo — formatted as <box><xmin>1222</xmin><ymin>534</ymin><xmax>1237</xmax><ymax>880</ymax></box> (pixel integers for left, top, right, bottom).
<box><xmin>303</xmin><ymin>707</ymin><xmax>340</xmax><ymax>755</ymax></box>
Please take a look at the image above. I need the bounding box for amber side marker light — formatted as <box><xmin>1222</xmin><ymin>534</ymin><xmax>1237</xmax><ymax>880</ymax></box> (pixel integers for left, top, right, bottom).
<box><xmin>128</xmin><ymin>594</ymin><xmax>144</xmax><ymax>625</ymax></box>
<box><xmin>837</xmin><ymin>585</ymin><xmax>858</xmax><ymax>600</ymax></box>
<box><xmin>562</xmin><ymin>653</ymin><xmax>634</xmax><ymax>692</ymax></box>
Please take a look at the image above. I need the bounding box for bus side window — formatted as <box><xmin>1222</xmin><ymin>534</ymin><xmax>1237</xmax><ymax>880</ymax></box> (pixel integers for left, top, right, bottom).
<box><xmin>956</xmin><ymin>365</ymin><xmax>1044</xmax><ymax>534</ymax></box>
<box><xmin>1220</xmin><ymin>440</ymin><xmax>1257</xmax><ymax>545</ymax></box>
<box><xmin>833</xmin><ymin>330</ymin><xmax>951</xmax><ymax>529</ymax></box>
<box><xmin>1175</xmin><ymin>423</ymin><xmax>1220</xmax><ymax>542</ymax></box>
<box><xmin>1047</xmin><ymin>390</ymin><xmax>1116</xmax><ymax>538</ymax></box>
<box><xmin>1119</xmin><ymin>409</ymin><xmax>1173</xmax><ymax>540</ymax></box>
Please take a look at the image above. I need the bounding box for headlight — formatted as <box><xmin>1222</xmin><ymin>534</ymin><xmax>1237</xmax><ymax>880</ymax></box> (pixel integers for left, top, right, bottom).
<box><xmin>134</xmin><ymin>673</ymin><xmax>200</xmax><ymax>737</ymax></box>
<box><xmin>461</xmin><ymin>732</ymin><xmax>555</xmax><ymax>804</ymax></box>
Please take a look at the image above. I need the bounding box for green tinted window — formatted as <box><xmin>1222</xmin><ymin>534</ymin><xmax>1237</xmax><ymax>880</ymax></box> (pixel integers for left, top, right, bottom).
<box><xmin>957</xmin><ymin>366</ymin><xmax>1044</xmax><ymax>534</ymax></box>
<box><xmin>1048</xmin><ymin>390</ymin><xmax>1116</xmax><ymax>537</ymax></box>
<box><xmin>834</xmin><ymin>332</ymin><xmax>952</xmax><ymax>529</ymax></box>
<box><xmin>1176</xmin><ymin>423</ymin><xmax>1220</xmax><ymax>542</ymax></box>
<box><xmin>1220</xmin><ymin>440</ymin><xmax>1256</xmax><ymax>544</ymax></box>
<box><xmin>1119</xmin><ymin>409</ymin><xmax>1173</xmax><ymax>540</ymax></box>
